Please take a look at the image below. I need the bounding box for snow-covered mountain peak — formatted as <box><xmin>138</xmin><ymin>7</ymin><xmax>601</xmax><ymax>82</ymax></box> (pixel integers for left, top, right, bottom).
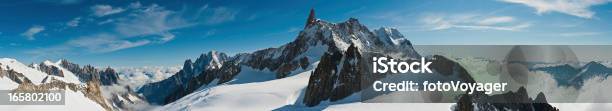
<box><xmin>194</xmin><ymin>50</ymin><xmax>228</xmax><ymax>73</ymax></box>
<box><xmin>0</xmin><ymin>58</ymin><xmax>18</xmax><ymax>64</ymax></box>
<box><xmin>40</xmin><ymin>59</ymin><xmax>63</xmax><ymax>67</ymax></box>
<box><xmin>42</xmin><ymin>60</ymin><xmax>54</xmax><ymax>65</ymax></box>
<box><xmin>0</xmin><ymin>58</ymin><xmax>48</xmax><ymax>85</ymax></box>
<box><xmin>374</xmin><ymin>27</ymin><xmax>412</xmax><ymax>47</ymax></box>
<box><xmin>206</xmin><ymin>50</ymin><xmax>225</xmax><ymax>69</ymax></box>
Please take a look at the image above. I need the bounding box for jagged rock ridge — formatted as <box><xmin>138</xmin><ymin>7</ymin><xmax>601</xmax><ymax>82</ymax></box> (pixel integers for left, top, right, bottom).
<box><xmin>59</xmin><ymin>60</ymin><xmax>120</xmax><ymax>85</ymax></box>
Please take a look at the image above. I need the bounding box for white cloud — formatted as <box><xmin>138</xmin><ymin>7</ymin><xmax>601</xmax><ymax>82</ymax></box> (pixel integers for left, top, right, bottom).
<box><xmin>422</xmin><ymin>14</ymin><xmax>529</xmax><ymax>31</ymax></box>
<box><xmin>477</xmin><ymin>16</ymin><xmax>514</xmax><ymax>25</ymax></box>
<box><xmin>501</xmin><ymin>0</ymin><xmax>612</xmax><ymax>19</ymax></box>
<box><xmin>66</xmin><ymin>17</ymin><xmax>81</xmax><ymax>27</ymax></box>
<box><xmin>115</xmin><ymin>66</ymin><xmax>181</xmax><ymax>90</ymax></box>
<box><xmin>67</xmin><ymin>33</ymin><xmax>151</xmax><ymax>53</ymax></box>
<box><xmin>128</xmin><ymin>2</ymin><xmax>142</xmax><ymax>9</ymax></box>
<box><xmin>63</xmin><ymin>4</ymin><xmax>193</xmax><ymax>53</ymax></box>
<box><xmin>455</xmin><ymin>23</ymin><xmax>531</xmax><ymax>31</ymax></box>
<box><xmin>205</xmin><ymin>7</ymin><xmax>238</xmax><ymax>25</ymax></box>
<box><xmin>200</xmin><ymin>29</ymin><xmax>217</xmax><ymax>38</ymax></box>
<box><xmin>25</xmin><ymin>45</ymin><xmax>72</xmax><ymax>59</ymax></box>
<box><xmin>559</xmin><ymin>32</ymin><xmax>602</xmax><ymax>37</ymax></box>
<box><xmin>97</xmin><ymin>19</ymin><xmax>114</xmax><ymax>25</ymax></box>
<box><xmin>21</xmin><ymin>25</ymin><xmax>45</xmax><ymax>40</ymax></box>
<box><xmin>114</xmin><ymin>4</ymin><xmax>194</xmax><ymax>43</ymax></box>
<box><xmin>91</xmin><ymin>4</ymin><xmax>125</xmax><ymax>17</ymax></box>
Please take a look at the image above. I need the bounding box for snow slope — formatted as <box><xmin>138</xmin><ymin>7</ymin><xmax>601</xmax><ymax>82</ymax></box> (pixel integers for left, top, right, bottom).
<box><xmin>159</xmin><ymin>69</ymin><xmax>313</xmax><ymax>111</ymax></box>
<box><xmin>0</xmin><ymin>77</ymin><xmax>18</xmax><ymax>90</ymax></box>
<box><xmin>0</xmin><ymin>58</ymin><xmax>48</xmax><ymax>85</ymax></box>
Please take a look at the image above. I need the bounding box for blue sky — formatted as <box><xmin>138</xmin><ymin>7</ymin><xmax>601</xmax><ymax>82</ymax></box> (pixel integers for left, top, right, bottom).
<box><xmin>0</xmin><ymin>0</ymin><xmax>611</xmax><ymax>67</ymax></box>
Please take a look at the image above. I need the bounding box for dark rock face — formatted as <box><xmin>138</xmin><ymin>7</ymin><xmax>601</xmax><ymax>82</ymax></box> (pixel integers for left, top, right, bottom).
<box><xmin>99</xmin><ymin>67</ymin><xmax>119</xmax><ymax>85</ymax></box>
<box><xmin>60</xmin><ymin>60</ymin><xmax>80</xmax><ymax>74</ymax></box>
<box><xmin>59</xmin><ymin>60</ymin><xmax>120</xmax><ymax>85</ymax></box>
<box><xmin>533</xmin><ymin>92</ymin><xmax>557</xmax><ymax>111</ymax></box>
<box><xmin>138</xmin><ymin>71</ymin><xmax>181</xmax><ymax>104</ymax></box>
<box><xmin>305</xmin><ymin>8</ymin><xmax>316</xmax><ymax>28</ymax></box>
<box><xmin>37</xmin><ymin>63</ymin><xmax>64</xmax><ymax>77</ymax></box>
<box><xmin>60</xmin><ymin>60</ymin><xmax>97</xmax><ymax>82</ymax></box>
<box><xmin>303</xmin><ymin>44</ymin><xmax>365</xmax><ymax>106</ymax></box>
<box><xmin>331</xmin><ymin>44</ymin><xmax>363</xmax><ymax>101</ymax></box>
<box><xmin>303</xmin><ymin>46</ymin><xmax>344</xmax><ymax>107</ymax></box>
<box><xmin>456</xmin><ymin>94</ymin><xmax>473</xmax><ymax>111</ymax></box>
<box><xmin>454</xmin><ymin>87</ymin><xmax>559</xmax><ymax>111</ymax></box>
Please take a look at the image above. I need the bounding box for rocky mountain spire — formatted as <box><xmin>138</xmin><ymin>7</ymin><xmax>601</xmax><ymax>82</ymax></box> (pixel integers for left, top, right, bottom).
<box><xmin>305</xmin><ymin>8</ymin><xmax>316</xmax><ymax>28</ymax></box>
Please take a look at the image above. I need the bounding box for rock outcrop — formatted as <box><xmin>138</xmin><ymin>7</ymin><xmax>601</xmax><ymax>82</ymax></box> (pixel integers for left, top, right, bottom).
<box><xmin>59</xmin><ymin>60</ymin><xmax>120</xmax><ymax>85</ymax></box>
<box><xmin>0</xmin><ymin>65</ymin><xmax>33</xmax><ymax>84</ymax></box>
<box><xmin>304</xmin><ymin>44</ymin><xmax>365</xmax><ymax>106</ymax></box>
<box><xmin>37</xmin><ymin>63</ymin><xmax>64</xmax><ymax>77</ymax></box>
<box><xmin>453</xmin><ymin>87</ymin><xmax>558</xmax><ymax>111</ymax></box>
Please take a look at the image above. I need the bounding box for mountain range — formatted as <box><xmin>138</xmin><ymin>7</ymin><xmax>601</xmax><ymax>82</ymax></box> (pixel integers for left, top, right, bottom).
<box><xmin>0</xmin><ymin>9</ymin><xmax>560</xmax><ymax>111</ymax></box>
<box><xmin>533</xmin><ymin>61</ymin><xmax>612</xmax><ymax>88</ymax></box>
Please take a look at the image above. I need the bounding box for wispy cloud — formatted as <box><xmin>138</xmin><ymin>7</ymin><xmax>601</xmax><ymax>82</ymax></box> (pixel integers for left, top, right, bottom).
<box><xmin>203</xmin><ymin>29</ymin><xmax>216</xmax><ymax>38</ymax></box>
<box><xmin>422</xmin><ymin>13</ymin><xmax>530</xmax><ymax>31</ymax></box>
<box><xmin>21</xmin><ymin>25</ymin><xmax>45</xmax><ymax>40</ymax></box>
<box><xmin>66</xmin><ymin>17</ymin><xmax>81</xmax><ymax>27</ymax></box>
<box><xmin>500</xmin><ymin>0</ymin><xmax>612</xmax><ymax>19</ymax></box>
<box><xmin>29</xmin><ymin>2</ymin><xmax>240</xmax><ymax>57</ymax></box>
<box><xmin>97</xmin><ymin>19</ymin><xmax>114</xmax><ymax>25</ymax></box>
<box><xmin>205</xmin><ymin>7</ymin><xmax>238</xmax><ymax>25</ymax></box>
<box><xmin>113</xmin><ymin>4</ymin><xmax>193</xmax><ymax>43</ymax></box>
<box><xmin>477</xmin><ymin>16</ymin><xmax>514</xmax><ymax>25</ymax></box>
<box><xmin>25</xmin><ymin>45</ymin><xmax>72</xmax><ymax>59</ymax></box>
<box><xmin>91</xmin><ymin>4</ymin><xmax>125</xmax><ymax>17</ymax></box>
<box><xmin>67</xmin><ymin>33</ymin><xmax>151</xmax><ymax>53</ymax></box>
<box><xmin>128</xmin><ymin>2</ymin><xmax>142</xmax><ymax>9</ymax></box>
<box><xmin>78</xmin><ymin>3</ymin><xmax>191</xmax><ymax>52</ymax></box>
<box><xmin>559</xmin><ymin>32</ymin><xmax>602</xmax><ymax>37</ymax></box>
